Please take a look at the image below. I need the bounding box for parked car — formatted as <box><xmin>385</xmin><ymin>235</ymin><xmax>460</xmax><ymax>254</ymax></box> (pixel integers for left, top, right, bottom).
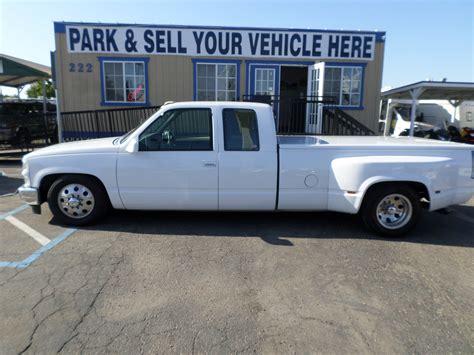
<box><xmin>19</xmin><ymin>102</ymin><xmax>474</xmax><ymax>236</ymax></box>
<box><xmin>0</xmin><ymin>100</ymin><xmax>57</xmax><ymax>146</ymax></box>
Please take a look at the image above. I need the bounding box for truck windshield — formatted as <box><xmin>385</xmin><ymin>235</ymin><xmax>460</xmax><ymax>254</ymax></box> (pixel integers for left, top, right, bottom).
<box><xmin>119</xmin><ymin>111</ymin><xmax>168</xmax><ymax>144</ymax></box>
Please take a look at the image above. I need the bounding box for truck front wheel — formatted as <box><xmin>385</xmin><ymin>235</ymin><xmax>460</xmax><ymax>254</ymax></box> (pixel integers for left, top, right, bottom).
<box><xmin>360</xmin><ymin>184</ymin><xmax>422</xmax><ymax>237</ymax></box>
<box><xmin>47</xmin><ymin>175</ymin><xmax>109</xmax><ymax>226</ymax></box>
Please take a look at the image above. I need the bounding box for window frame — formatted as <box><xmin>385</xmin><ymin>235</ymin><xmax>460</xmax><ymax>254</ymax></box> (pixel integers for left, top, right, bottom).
<box><xmin>324</xmin><ymin>63</ymin><xmax>366</xmax><ymax>110</ymax></box>
<box><xmin>98</xmin><ymin>57</ymin><xmax>150</xmax><ymax>107</ymax></box>
<box><xmin>222</xmin><ymin>108</ymin><xmax>260</xmax><ymax>152</ymax></box>
<box><xmin>138</xmin><ymin>108</ymin><xmax>214</xmax><ymax>152</ymax></box>
<box><xmin>192</xmin><ymin>59</ymin><xmax>241</xmax><ymax>101</ymax></box>
<box><xmin>254</xmin><ymin>68</ymin><xmax>276</xmax><ymax>96</ymax></box>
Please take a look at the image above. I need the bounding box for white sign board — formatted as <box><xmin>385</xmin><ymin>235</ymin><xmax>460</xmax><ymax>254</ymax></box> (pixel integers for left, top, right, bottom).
<box><xmin>66</xmin><ymin>25</ymin><xmax>376</xmax><ymax>60</ymax></box>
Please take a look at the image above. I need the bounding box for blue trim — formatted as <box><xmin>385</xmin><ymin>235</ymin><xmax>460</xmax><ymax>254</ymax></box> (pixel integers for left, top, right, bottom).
<box><xmin>245</xmin><ymin>62</ymin><xmax>249</xmax><ymax>97</ymax></box>
<box><xmin>325</xmin><ymin>62</ymin><xmax>366</xmax><ymax>110</ymax></box>
<box><xmin>98</xmin><ymin>57</ymin><xmax>150</xmax><ymax>107</ymax></box>
<box><xmin>244</xmin><ymin>59</ymin><xmax>313</xmax><ymax>96</ymax></box>
<box><xmin>54</xmin><ymin>22</ymin><xmax>66</xmax><ymax>33</ymax></box>
<box><xmin>192</xmin><ymin>59</ymin><xmax>241</xmax><ymax>101</ymax></box>
<box><xmin>248</xmin><ymin>65</ymin><xmax>280</xmax><ymax>97</ymax></box>
<box><xmin>245</xmin><ymin>60</ymin><xmax>313</xmax><ymax>66</ymax></box>
<box><xmin>248</xmin><ymin>64</ymin><xmax>281</xmax><ymax>119</ymax></box>
<box><xmin>324</xmin><ymin>61</ymin><xmax>367</xmax><ymax>67</ymax></box>
<box><xmin>53</xmin><ymin>21</ymin><xmax>386</xmax><ymax>42</ymax></box>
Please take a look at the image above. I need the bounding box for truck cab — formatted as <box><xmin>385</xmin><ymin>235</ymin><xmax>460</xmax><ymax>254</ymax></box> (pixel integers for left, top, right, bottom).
<box><xmin>117</xmin><ymin>102</ymin><xmax>278</xmax><ymax>211</ymax></box>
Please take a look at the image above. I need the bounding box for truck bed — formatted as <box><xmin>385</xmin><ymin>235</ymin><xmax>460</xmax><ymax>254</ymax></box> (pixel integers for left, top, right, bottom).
<box><xmin>277</xmin><ymin>135</ymin><xmax>471</xmax><ymax>150</ymax></box>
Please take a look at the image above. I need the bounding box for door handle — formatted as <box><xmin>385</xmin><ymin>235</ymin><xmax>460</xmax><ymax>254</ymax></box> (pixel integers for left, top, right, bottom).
<box><xmin>202</xmin><ymin>161</ymin><xmax>217</xmax><ymax>167</ymax></box>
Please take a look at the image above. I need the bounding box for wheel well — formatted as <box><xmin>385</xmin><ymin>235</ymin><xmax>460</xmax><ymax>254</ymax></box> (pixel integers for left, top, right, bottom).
<box><xmin>363</xmin><ymin>181</ymin><xmax>430</xmax><ymax>209</ymax></box>
<box><xmin>39</xmin><ymin>173</ymin><xmax>110</xmax><ymax>204</ymax></box>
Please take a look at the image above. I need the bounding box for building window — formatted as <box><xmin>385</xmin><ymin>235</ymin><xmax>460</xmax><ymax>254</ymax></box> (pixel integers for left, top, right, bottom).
<box><xmin>324</xmin><ymin>66</ymin><xmax>363</xmax><ymax>108</ymax></box>
<box><xmin>195</xmin><ymin>62</ymin><xmax>238</xmax><ymax>101</ymax></box>
<box><xmin>100</xmin><ymin>58</ymin><xmax>148</xmax><ymax>105</ymax></box>
<box><xmin>255</xmin><ymin>68</ymin><xmax>275</xmax><ymax>96</ymax></box>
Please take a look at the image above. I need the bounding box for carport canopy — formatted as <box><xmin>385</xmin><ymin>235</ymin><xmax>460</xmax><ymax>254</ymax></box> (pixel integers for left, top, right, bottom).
<box><xmin>381</xmin><ymin>81</ymin><xmax>474</xmax><ymax>136</ymax></box>
<box><xmin>0</xmin><ymin>53</ymin><xmax>51</xmax><ymax>88</ymax></box>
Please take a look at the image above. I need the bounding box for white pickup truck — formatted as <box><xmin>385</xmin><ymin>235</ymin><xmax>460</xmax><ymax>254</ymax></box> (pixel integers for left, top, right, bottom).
<box><xmin>19</xmin><ymin>102</ymin><xmax>474</xmax><ymax>236</ymax></box>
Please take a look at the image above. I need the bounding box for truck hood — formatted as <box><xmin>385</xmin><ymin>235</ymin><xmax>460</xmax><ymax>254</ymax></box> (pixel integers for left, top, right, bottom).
<box><xmin>24</xmin><ymin>137</ymin><xmax>120</xmax><ymax>160</ymax></box>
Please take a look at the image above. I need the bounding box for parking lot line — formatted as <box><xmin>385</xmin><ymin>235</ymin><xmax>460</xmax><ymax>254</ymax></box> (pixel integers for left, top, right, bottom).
<box><xmin>5</xmin><ymin>215</ymin><xmax>51</xmax><ymax>246</ymax></box>
<box><xmin>0</xmin><ymin>204</ymin><xmax>29</xmax><ymax>220</ymax></box>
<box><xmin>0</xmin><ymin>228</ymin><xmax>77</xmax><ymax>269</ymax></box>
<box><xmin>14</xmin><ymin>228</ymin><xmax>77</xmax><ymax>269</ymax></box>
<box><xmin>0</xmin><ymin>204</ymin><xmax>77</xmax><ymax>269</ymax></box>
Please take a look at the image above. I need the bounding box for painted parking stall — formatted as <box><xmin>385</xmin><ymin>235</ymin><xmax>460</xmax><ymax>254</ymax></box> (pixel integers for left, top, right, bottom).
<box><xmin>0</xmin><ymin>204</ymin><xmax>76</xmax><ymax>269</ymax></box>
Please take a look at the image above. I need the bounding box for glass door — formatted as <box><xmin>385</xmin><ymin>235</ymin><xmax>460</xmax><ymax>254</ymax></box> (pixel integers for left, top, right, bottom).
<box><xmin>254</xmin><ymin>68</ymin><xmax>276</xmax><ymax>97</ymax></box>
<box><xmin>306</xmin><ymin>62</ymin><xmax>325</xmax><ymax>133</ymax></box>
<box><xmin>249</xmin><ymin>64</ymin><xmax>280</xmax><ymax>127</ymax></box>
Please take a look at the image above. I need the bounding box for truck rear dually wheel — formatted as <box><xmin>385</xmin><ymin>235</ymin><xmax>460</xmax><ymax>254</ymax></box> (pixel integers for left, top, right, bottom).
<box><xmin>360</xmin><ymin>184</ymin><xmax>422</xmax><ymax>237</ymax></box>
<box><xmin>47</xmin><ymin>175</ymin><xmax>109</xmax><ymax>226</ymax></box>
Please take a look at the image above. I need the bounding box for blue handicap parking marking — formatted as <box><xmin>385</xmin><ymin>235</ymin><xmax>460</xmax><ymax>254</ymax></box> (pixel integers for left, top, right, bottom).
<box><xmin>0</xmin><ymin>204</ymin><xmax>29</xmax><ymax>221</ymax></box>
<box><xmin>0</xmin><ymin>205</ymin><xmax>77</xmax><ymax>269</ymax></box>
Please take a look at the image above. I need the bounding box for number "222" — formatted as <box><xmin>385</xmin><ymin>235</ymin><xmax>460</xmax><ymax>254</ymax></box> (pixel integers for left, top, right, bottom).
<box><xmin>69</xmin><ymin>63</ymin><xmax>93</xmax><ymax>73</ymax></box>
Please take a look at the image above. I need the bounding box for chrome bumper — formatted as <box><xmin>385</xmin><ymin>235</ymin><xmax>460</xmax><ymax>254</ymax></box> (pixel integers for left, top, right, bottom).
<box><xmin>18</xmin><ymin>185</ymin><xmax>39</xmax><ymax>205</ymax></box>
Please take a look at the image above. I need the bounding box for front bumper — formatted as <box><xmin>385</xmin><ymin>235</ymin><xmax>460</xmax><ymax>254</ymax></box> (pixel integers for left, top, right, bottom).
<box><xmin>18</xmin><ymin>185</ymin><xmax>39</xmax><ymax>205</ymax></box>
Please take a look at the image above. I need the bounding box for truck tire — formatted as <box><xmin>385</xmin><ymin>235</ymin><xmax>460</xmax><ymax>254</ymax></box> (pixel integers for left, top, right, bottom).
<box><xmin>47</xmin><ymin>175</ymin><xmax>109</xmax><ymax>226</ymax></box>
<box><xmin>360</xmin><ymin>184</ymin><xmax>422</xmax><ymax>237</ymax></box>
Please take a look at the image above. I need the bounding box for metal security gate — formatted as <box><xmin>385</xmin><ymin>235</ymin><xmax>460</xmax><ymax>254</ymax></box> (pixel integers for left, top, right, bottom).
<box><xmin>0</xmin><ymin>112</ymin><xmax>57</xmax><ymax>150</ymax></box>
<box><xmin>60</xmin><ymin>106</ymin><xmax>160</xmax><ymax>141</ymax></box>
<box><xmin>49</xmin><ymin>100</ymin><xmax>373</xmax><ymax>144</ymax></box>
<box><xmin>243</xmin><ymin>95</ymin><xmax>373</xmax><ymax>136</ymax></box>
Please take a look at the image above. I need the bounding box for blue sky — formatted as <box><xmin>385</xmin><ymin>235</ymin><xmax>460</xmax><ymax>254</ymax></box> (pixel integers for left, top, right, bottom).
<box><xmin>0</xmin><ymin>0</ymin><xmax>472</xmax><ymax>93</ymax></box>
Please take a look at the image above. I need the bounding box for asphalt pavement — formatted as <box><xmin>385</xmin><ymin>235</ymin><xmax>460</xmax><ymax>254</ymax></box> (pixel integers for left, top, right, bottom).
<box><xmin>1</xmin><ymin>162</ymin><xmax>473</xmax><ymax>353</ymax></box>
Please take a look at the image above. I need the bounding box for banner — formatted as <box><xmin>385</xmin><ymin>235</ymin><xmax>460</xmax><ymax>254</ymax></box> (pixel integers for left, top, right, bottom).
<box><xmin>66</xmin><ymin>25</ymin><xmax>376</xmax><ymax>60</ymax></box>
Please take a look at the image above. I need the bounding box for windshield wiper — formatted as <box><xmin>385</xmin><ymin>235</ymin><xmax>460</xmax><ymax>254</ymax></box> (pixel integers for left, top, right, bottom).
<box><xmin>120</xmin><ymin>128</ymin><xmax>137</xmax><ymax>144</ymax></box>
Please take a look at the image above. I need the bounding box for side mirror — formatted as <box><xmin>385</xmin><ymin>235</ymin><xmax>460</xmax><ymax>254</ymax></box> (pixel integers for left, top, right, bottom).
<box><xmin>161</xmin><ymin>130</ymin><xmax>173</xmax><ymax>143</ymax></box>
<box><xmin>126</xmin><ymin>138</ymin><xmax>139</xmax><ymax>153</ymax></box>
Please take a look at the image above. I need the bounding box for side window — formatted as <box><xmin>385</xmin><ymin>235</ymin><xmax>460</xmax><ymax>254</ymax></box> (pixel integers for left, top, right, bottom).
<box><xmin>139</xmin><ymin>108</ymin><xmax>212</xmax><ymax>151</ymax></box>
<box><xmin>223</xmin><ymin>109</ymin><xmax>259</xmax><ymax>151</ymax></box>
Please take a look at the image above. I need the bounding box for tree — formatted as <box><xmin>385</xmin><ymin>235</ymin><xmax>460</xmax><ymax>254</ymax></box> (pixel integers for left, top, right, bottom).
<box><xmin>26</xmin><ymin>80</ymin><xmax>55</xmax><ymax>99</ymax></box>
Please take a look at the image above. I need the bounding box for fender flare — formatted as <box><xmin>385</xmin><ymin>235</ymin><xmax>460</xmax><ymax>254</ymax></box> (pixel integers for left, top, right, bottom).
<box><xmin>34</xmin><ymin>168</ymin><xmax>124</xmax><ymax>209</ymax></box>
<box><xmin>355</xmin><ymin>175</ymin><xmax>432</xmax><ymax>212</ymax></box>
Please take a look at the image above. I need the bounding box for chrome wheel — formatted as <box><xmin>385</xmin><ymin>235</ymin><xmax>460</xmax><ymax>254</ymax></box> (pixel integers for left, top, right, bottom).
<box><xmin>57</xmin><ymin>183</ymin><xmax>95</xmax><ymax>219</ymax></box>
<box><xmin>376</xmin><ymin>194</ymin><xmax>412</xmax><ymax>230</ymax></box>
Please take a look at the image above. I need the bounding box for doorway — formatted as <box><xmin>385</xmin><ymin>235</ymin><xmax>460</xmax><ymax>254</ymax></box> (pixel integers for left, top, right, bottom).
<box><xmin>279</xmin><ymin>66</ymin><xmax>308</xmax><ymax>133</ymax></box>
<box><xmin>247</xmin><ymin>63</ymin><xmax>327</xmax><ymax>134</ymax></box>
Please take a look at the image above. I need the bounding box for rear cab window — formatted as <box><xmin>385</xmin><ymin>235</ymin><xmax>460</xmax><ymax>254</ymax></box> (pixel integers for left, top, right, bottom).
<box><xmin>222</xmin><ymin>108</ymin><xmax>259</xmax><ymax>151</ymax></box>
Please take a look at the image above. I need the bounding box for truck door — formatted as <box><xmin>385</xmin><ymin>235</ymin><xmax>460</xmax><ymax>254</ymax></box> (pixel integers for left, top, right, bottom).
<box><xmin>306</xmin><ymin>62</ymin><xmax>325</xmax><ymax>134</ymax></box>
<box><xmin>217</xmin><ymin>107</ymin><xmax>277</xmax><ymax>210</ymax></box>
<box><xmin>117</xmin><ymin>107</ymin><xmax>218</xmax><ymax>210</ymax></box>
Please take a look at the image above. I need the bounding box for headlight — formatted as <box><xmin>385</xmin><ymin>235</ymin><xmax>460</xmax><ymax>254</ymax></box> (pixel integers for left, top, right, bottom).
<box><xmin>21</xmin><ymin>160</ymin><xmax>30</xmax><ymax>187</ymax></box>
